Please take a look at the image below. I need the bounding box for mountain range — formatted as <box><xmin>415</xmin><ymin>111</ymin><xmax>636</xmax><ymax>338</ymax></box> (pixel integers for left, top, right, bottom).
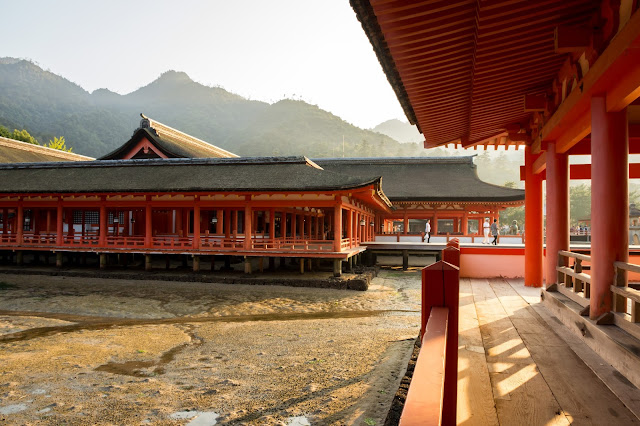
<box><xmin>0</xmin><ymin>58</ymin><xmax>431</xmax><ymax>158</ymax></box>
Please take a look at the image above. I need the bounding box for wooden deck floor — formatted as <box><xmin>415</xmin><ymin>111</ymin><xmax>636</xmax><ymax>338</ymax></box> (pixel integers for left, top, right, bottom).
<box><xmin>457</xmin><ymin>278</ymin><xmax>640</xmax><ymax>425</ymax></box>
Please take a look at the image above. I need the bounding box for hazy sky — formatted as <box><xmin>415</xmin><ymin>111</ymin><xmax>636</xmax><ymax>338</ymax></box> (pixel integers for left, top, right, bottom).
<box><xmin>0</xmin><ymin>0</ymin><xmax>407</xmax><ymax>129</ymax></box>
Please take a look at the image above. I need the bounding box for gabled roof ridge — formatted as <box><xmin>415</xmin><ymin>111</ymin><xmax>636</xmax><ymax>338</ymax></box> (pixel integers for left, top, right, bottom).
<box><xmin>0</xmin><ymin>136</ymin><xmax>95</xmax><ymax>161</ymax></box>
<box><xmin>142</xmin><ymin>114</ymin><xmax>239</xmax><ymax>158</ymax></box>
<box><xmin>0</xmin><ymin>155</ymin><xmax>313</xmax><ymax>170</ymax></box>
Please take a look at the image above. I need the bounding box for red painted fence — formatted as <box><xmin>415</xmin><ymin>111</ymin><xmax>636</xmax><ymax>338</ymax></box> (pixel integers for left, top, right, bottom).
<box><xmin>401</xmin><ymin>244</ymin><xmax>460</xmax><ymax>426</ymax></box>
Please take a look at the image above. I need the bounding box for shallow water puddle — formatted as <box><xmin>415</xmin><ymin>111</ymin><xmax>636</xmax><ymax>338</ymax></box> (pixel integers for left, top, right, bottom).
<box><xmin>169</xmin><ymin>411</ymin><xmax>219</xmax><ymax>425</ymax></box>
<box><xmin>0</xmin><ymin>403</ymin><xmax>28</xmax><ymax>414</ymax></box>
<box><xmin>287</xmin><ymin>416</ymin><xmax>311</xmax><ymax>425</ymax></box>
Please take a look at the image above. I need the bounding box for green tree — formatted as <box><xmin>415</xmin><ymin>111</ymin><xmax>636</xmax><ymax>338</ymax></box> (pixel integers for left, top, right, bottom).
<box><xmin>0</xmin><ymin>125</ymin><xmax>10</xmax><ymax>138</ymax></box>
<box><xmin>46</xmin><ymin>136</ymin><xmax>73</xmax><ymax>152</ymax></box>
<box><xmin>570</xmin><ymin>184</ymin><xmax>591</xmax><ymax>225</ymax></box>
<box><xmin>11</xmin><ymin>128</ymin><xmax>39</xmax><ymax>145</ymax></box>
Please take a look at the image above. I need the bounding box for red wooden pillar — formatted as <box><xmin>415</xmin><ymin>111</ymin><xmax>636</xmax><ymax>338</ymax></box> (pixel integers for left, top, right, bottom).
<box><xmin>16</xmin><ymin>203</ymin><xmax>23</xmax><ymax>244</ymax></box>
<box><xmin>193</xmin><ymin>204</ymin><xmax>201</xmax><ymax>249</ymax></box>
<box><xmin>216</xmin><ymin>210</ymin><xmax>223</xmax><ymax>235</ymax></box>
<box><xmin>403</xmin><ymin>210</ymin><xmax>409</xmax><ymax>235</ymax></box>
<box><xmin>99</xmin><ymin>203</ymin><xmax>107</xmax><ymax>245</ymax></box>
<box><xmin>244</xmin><ymin>202</ymin><xmax>252</xmax><ymax>250</ymax></box>
<box><xmin>270</xmin><ymin>209</ymin><xmax>276</xmax><ymax>239</ymax></box>
<box><xmin>524</xmin><ymin>146</ymin><xmax>544</xmax><ymax>287</ymax></box>
<box><xmin>590</xmin><ymin>96</ymin><xmax>629</xmax><ymax>319</ymax></box>
<box><xmin>292</xmin><ymin>212</ymin><xmax>297</xmax><ymax>240</ymax></box>
<box><xmin>333</xmin><ymin>202</ymin><xmax>342</xmax><ymax>251</ymax></box>
<box><xmin>433</xmin><ymin>215</ymin><xmax>439</xmax><ymax>235</ymax></box>
<box><xmin>462</xmin><ymin>211</ymin><xmax>468</xmax><ymax>236</ymax></box>
<box><xmin>233</xmin><ymin>210</ymin><xmax>239</xmax><ymax>237</ymax></box>
<box><xmin>347</xmin><ymin>209</ymin><xmax>353</xmax><ymax>247</ymax></box>
<box><xmin>176</xmin><ymin>209</ymin><xmax>183</xmax><ymax>236</ymax></box>
<box><xmin>145</xmin><ymin>203</ymin><xmax>152</xmax><ymax>247</ymax></box>
<box><xmin>56</xmin><ymin>202</ymin><xmax>63</xmax><ymax>245</ymax></box>
<box><xmin>545</xmin><ymin>141</ymin><xmax>569</xmax><ymax>287</ymax></box>
<box><xmin>224</xmin><ymin>209</ymin><xmax>231</xmax><ymax>238</ymax></box>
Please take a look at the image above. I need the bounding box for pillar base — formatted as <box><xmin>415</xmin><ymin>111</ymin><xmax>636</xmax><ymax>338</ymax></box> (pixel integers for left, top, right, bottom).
<box><xmin>333</xmin><ymin>259</ymin><xmax>342</xmax><ymax>277</ymax></box>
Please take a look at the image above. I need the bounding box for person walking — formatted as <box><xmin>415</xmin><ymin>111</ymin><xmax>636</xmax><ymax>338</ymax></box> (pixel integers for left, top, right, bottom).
<box><xmin>425</xmin><ymin>219</ymin><xmax>431</xmax><ymax>243</ymax></box>
<box><xmin>491</xmin><ymin>218</ymin><xmax>499</xmax><ymax>245</ymax></box>
<box><xmin>482</xmin><ymin>218</ymin><xmax>491</xmax><ymax>244</ymax></box>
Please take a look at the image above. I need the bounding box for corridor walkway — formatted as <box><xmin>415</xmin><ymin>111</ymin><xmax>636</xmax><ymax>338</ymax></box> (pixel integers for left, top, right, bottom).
<box><xmin>457</xmin><ymin>278</ymin><xmax>640</xmax><ymax>425</ymax></box>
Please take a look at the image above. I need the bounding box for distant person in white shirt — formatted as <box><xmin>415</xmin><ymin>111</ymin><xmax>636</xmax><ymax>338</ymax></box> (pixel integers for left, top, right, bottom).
<box><xmin>482</xmin><ymin>218</ymin><xmax>491</xmax><ymax>244</ymax></box>
<box><xmin>425</xmin><ymin>219</ymin><xmax>431</xmax><ymax>243</ymax></box>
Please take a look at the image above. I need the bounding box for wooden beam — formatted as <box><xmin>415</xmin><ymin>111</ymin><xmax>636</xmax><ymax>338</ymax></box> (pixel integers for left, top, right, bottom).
<box><xmin>554</xmin><ymin>25</ymin><xmax>591</xmax><ymax>53</ymax></box>
<box><xmin>524</xmin><ymin>94</ymin><xmax>548</xmax><ymax>112</ymax></box>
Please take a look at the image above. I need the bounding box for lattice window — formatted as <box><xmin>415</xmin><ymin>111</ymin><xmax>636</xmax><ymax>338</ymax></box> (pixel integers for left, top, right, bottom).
<box><xmin>72</xmin><ymin>210</ymin><xmax>100</xmax><ymax>225</ymax></box>
<box><xmin>108</xmin><ymin>212</ymin><xmax>125</xmax><ymax>225</ymax></box>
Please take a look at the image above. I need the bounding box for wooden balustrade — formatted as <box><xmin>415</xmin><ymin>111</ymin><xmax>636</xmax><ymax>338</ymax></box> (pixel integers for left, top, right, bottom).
<box><xmin>401</xmin><ymin>260</ymin><xmax>459</xmax><ymax>425</ymax></box>
<box><xmin>611</xmin><ymin>262</ymin><xmax>640</xmax><ymax>323</ymax></box>
<box><xmin>555</xmin><ymin>251</ymin><xmax>591</xmax><ymax>303</ymax></box>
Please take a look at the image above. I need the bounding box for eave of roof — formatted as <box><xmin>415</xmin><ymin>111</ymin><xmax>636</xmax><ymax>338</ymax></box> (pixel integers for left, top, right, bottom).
<box><xmin>0</xmin><ymin>136</ymin><xmax>95</xmax><ymax>163</ymax></box>
<box><xmin>0</xmin><ymin>156</ymin><xmax>386</xmax><ymax>196</ymax></box>
<box><xmin>313</xmin><ymin>156</ymin><xmax>524</xmax><ymax>203</ymax></box>
<box><xmin>350</xmin><ymin>0</ymin><xmax>599</xmax><ymax>149</ymax></box>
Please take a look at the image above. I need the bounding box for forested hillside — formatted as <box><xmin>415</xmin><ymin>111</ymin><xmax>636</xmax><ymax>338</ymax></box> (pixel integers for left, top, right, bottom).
<box><xmin>0</xmin><ymin>58</ymin><xmax>430</xmax><ymax>159</ymax></box>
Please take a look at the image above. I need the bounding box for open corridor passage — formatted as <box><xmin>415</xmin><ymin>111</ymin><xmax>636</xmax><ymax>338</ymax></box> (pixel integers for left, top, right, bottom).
<box><xmin>457</xmin><ymin>278</ymin><xmax>640</xmax><ymax>425</ymax></box>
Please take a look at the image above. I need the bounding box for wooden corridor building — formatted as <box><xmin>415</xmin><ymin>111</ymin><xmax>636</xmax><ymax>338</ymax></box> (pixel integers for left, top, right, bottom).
<box><xmin>0</xmin><ymin>157</ymin><xmax>390</xmax><ymax>273</ymax></box>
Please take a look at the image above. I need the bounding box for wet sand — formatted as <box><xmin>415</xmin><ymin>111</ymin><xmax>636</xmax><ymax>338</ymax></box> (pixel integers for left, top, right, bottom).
<box><xmin>0</xmin><ymin>271</ymin><xmax>421</xmax><ymax>425</ymax></box>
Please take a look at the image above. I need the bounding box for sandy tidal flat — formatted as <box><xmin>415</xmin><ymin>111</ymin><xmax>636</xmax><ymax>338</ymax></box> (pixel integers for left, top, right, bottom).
<box><xmin>0</xmin><ymin>271</ymin><xmax>421</xmax><ymax>425</ymax></box>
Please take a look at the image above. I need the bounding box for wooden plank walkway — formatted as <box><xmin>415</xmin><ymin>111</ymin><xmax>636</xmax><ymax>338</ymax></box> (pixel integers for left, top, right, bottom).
<box><xmin>457</xmin><ymin>277</ymin><xmax>639</xmax><ymax>425</ymax></box>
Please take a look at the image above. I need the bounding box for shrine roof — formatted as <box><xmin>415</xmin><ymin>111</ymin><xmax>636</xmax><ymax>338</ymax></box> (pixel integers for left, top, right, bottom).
<box><xmin>99</xmin><ymin>115</ymin><xmax>238</xmax><ymax>159</ymax></box>
<box><xmin>0</xmin><ymin>156</ymin><xmax>386</xmax><ymax>196</ymax></box>
<box><xmin>0</xmin><ymin>136</ymin><xmax>94</xmax><ymax>163</ymax></box>
<box><xmin>313</xmin><ymin>156</ymin><xmax>524</xmax><ymax>202</ymax></box>
<box><xmin>350</xmin><ymin>0</ymin><xmax>599</xmax><ymax>149</ymax></box>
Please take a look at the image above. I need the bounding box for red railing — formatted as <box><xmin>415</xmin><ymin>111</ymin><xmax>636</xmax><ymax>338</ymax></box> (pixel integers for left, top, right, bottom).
<box><xmin>0</xmin><ymin>234</ymin><xmax>18</xmax><ymax>245</ymax></box>
<box><xmin>401</xmin><ymin>249</ymin><xmax>460</xmax><ymax>425</ymax></box>
<box><xmin>200</xmin><ymin>236</ymin><xmax>244</xmax><ymax>250</ymax></box>
<box><xmin>340</xmin><ymin>238</ymin><xmax>351</xmax><ymax>250</ymax></box>
<box><xmin>106</xmin><ymin>236</ymin><xmax>146</xmax><ymax>247</ymax></box>
<box><xmin>63</xmin><ymin>234</ymin><xmax>100</xmax><ymax>246</ymax></box>
<box><xmin>152</xmin><ymin>235</ymin><xmax>193</xmax><ymax>249</ymax></box>
<box><xmin>20</xmin><ymin>233</ymin><xmax>57</xmax><ymax>245</ymax></box>
<box><xmin>251</xmin><ymin>238</ymin><xmax>334</xmax><ymax>251</ymax></box>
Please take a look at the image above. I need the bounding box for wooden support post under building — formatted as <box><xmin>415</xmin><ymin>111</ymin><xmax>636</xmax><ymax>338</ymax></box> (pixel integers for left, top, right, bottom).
<box><xmin>145</xmin><ymin>254</ymin><xmax>152</xmax><ymax>271</ymax></box>
<box><xmin>590</xmin><ymin>96</ymin><xmax>629</xmax><ymax>319</ymax></box>
<box><xmin>402</xmin><ymin>249</ymin><xmax>409</xmax><ymax>270</ymax></box>
<box><xmin>193</xmin><ymin>255</ymin><xmax>200</xmax><ymax>272</ymax></box>
<box><xmin>333</xmin><ymin>259</ymin><xmax>342</xmax><ymax>277</ymax></box>
<box><xmin>244</xmin><ymin>256</ymin><xmax>252</xmax><ymax>274</ymax></box>
<box><xmin>16</xmin><ymin>251</ymin><xmax>23</xmax><ymax>266</ymax></box>
<box><xmin>348</xmin><ymin>256</ymin><xmax>353</xmax><ymax>272</ymax></box>
<box><xmin>259</xmin><ymin>257</ymin><xmax>264</xmax><ymax>273</ymax></box>
<box><xmin>56</xmin><ymin>252</ymin><xmax>63</xmax><ymax>268</ymax></box>
<box><xmin>99</xmin><ymin>253</ymin><xmax>107</xmax><ymax>269</ymax></box>
<box><xmin>300</xmin><ymin>258</ymin><xmax>305</xmax><ymax>274</ymax></box>
<box><xmin>269</xmin><ymin>257</ymin><xmax>275</xmax><ymax>271</ymax></box>
<box><xmin>211</xmin><ymin>255</ymin><xmax>216</xmax><ymax>271</ymax></box>
<box><xmin>307</xmin><ymin>258</ymin><xmax>312</xmax><ymax>272</ymax></box>
<box><xmin>166</xmin><ymin>255</ymin><xmax>171</xmax><ymax>270</ymax></box>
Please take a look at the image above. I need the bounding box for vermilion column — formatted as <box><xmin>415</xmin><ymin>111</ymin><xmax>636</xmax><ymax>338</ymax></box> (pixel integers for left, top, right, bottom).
<box><xmin>545</xmin><ymin>141</ymin><xmax>569</xmax><ymax>287</ymax></box>
<box><xmin>56</xmin><ymin>202</ymin><xmax>63</xmax><ymax>245</ymax></box>
<box><xmin>403</xmin><ymin>211</ymin><xmax>408</xmax><ymax>235</ymax></box>
<box><xmin>145</xmin><ymin>204</ymin><xmax>152</xmax><ymax>247</ymax></box>
<box><xmin>524</xmin><ymin>146</ymin><xmax>544</xmax><ymax>287</ymax></box>
<box><xmin>99</xmin><ymin>203</ymin><xmax>107</xmax><ymax>245</ymax></box>
<box><xmin>347</xmin><ymin>209</ymin><xmax>353</xmax><ymax>247</ymax></box>
<box><xmin>244</xmin><ymin>203</ymin><xmax>252</xmax><ymax>249</ymax></box>
<box><xmin>333</xmin><ymin>203</ymin><xmax>342</xmax><ymax>251</ymax></box>
<box><xmin>16</xmin><ymin>203</ymin><xmax>23</xmax><ymax>244</ymax></box>
<box><xmin>193</xmin><ymin>204</ymin><xmax>201</xmax><ymax>249</ymax></box>
<box><xmin>590</xmin><ymin>97</ymin><xmax>628</xmax><ymax>319</ymax></box>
